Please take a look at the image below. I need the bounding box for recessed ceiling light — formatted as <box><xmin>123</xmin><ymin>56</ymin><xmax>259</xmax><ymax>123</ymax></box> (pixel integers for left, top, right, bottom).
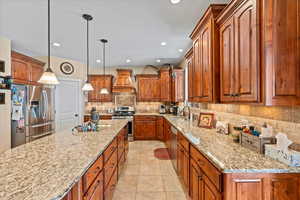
<box><xmin>126</xmin><ymin>59</ymin><xmax>131</xmax><ymax>63</ymax></box>
<box><xmin>156</xmin><ymin>59</ymin><xmax>161</xmax><ymax>63</ymax></box>
<box><xmin>161</xmin><ymin>42</ymin><xmax>167</xmax><ymax>46</ymax></box>
<box><xmin>170</xmin><ymin>0</ymin><xmax>181</xmax><ymax>4</ymax></box>
<box><xmin>96</xmin><ymin>59</ymin><xmax>101</xmax><ymax>63</ymax></box>
<box><xmin>52</xmin><ymin>42</ymin><xmax>61</xmax><ymax>47</ymax></box>
<box><xmin>178</xmin><ymin>49</ymin><xmax>183</xmax><ymax>52</ymax></box>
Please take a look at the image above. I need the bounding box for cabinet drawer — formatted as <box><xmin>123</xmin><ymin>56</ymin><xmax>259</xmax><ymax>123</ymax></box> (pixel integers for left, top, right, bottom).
<box><xmin>83</xmin><ymin>155</ymin><xmax>103</xmax><ymax>193</ymax></box>
<box><xmin>104</xmin><ymin>167</ymin><xmax>118</xmax><ymax>200</ymax></box>
<box><xmin>190</xmin><ymin>145</ymin><xmax>222</xmax><ymax>191</ymax></box>
<box><xmin>177</xmin><ymin>133</ymin><xmax>189</xmax><ymax>152</ymax></box>
<box><xmin>100</xmin><ymin>115</ymin><xmax>112</xmax><ymax>120</ymax></box>
<box><xmin>134</xmin><ymin>115</ymin><xmax>157</xmax><ymax>121</ymax></box>
<box><xmin>104</xmin><ymin>150</ymin><xmax>118</xmax><ymax>187</ymax></box>
<box><xmin>104</xmin><ymin>138</ymin><xmax>117</xmax><ymax>163</ymax></box>
<box><xmin>83</xmin><ymin>170</ymin><xmax>104</xmax><ymax>200</ymax></box>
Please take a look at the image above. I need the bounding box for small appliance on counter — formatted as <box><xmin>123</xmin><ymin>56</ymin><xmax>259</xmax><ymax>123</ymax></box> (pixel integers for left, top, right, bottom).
<box><xmin>159</xmin><ymin>104</ymin><xmax>166</xmax><ymax>114</ymax></box>
<box><xmin>90</xmin><ymin>107</ymin><xmax>100</xmax><ymax>124</ymax></box>
<box><xmin>170</xmin><ymin>105</ymin><xmax>179</xmax><ymax>115</ymax></box>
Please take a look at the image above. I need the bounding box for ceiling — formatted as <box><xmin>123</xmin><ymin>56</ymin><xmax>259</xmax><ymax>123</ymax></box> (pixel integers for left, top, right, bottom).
<box><xmin>0</xmin><ymin>0</ymin><xmax>228</xmax><ymax>68</ymax></box>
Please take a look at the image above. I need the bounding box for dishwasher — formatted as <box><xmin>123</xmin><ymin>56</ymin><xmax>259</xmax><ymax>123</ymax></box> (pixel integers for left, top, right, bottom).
<box><xmin>170</xmin><ymin>126</ymin><xmax>178</xmax><ymax>171</ymax></box>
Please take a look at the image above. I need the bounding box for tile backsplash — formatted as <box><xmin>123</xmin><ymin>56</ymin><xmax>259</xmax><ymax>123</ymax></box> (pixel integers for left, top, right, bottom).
<box><xmin>189</xmin><ymin>103</ymin><xmax>300</xmax><ymax>143</ymax></box>
<box><xmin>85</xmin><ymin>102</ymin><xmax>162</xmax><ymax>113</ymax></box>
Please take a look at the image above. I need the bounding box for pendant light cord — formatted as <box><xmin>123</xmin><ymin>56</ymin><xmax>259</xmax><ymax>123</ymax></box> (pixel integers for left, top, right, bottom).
<box><xmin>48</xmin><ymin>0</ymin><xmax>51</xmax><ymax>70</ymax></box>
<box><xmin>87</xmin><ymin>18</ymin><xmax>89</xmax><ymax>82</ymax></box>
<box><xmin>103</xmin><ymin>42</ymin><xmax>105</xmax><ymax>77</ymax></box>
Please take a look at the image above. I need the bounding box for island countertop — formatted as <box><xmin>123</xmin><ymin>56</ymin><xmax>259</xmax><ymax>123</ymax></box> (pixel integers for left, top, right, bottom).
<box><xmin>0</xmin><ymin>119</ymin><xmax>128</xmax><ymax>200</ymax></box>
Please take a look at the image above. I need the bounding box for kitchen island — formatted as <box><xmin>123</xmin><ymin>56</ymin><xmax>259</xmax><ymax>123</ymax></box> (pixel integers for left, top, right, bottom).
<box><xmin>0</xmin><ymin>119</ymin><xmax>128</xmax><ymax>200</ymax></box>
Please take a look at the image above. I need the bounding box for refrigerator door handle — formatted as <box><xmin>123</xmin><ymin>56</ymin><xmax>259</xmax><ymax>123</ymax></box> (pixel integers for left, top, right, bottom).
<box><xmin>44</xmin><ymin>90</ymin><xmax>49</xmax><ymax>120</ymax></box>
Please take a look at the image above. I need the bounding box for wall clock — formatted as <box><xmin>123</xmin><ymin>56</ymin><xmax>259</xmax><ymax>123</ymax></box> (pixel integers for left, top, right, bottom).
<box><xmin>60</xmin><ymin>62</ymin><xmax>74</xmax><ymax>75</ymax></box>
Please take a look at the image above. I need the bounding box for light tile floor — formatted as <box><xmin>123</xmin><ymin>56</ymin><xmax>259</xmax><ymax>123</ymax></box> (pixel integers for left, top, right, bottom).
<box><xmin>113</xmin><ymin>141</ymin><xmax>188</xmax><ymax>200</ymax></box>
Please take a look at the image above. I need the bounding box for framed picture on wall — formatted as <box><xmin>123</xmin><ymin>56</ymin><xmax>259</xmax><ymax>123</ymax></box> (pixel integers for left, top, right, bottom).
<box><xmin>198</xmin><ymin>112</ymin><xmax>214</xmax><ymax>129</ymax></box>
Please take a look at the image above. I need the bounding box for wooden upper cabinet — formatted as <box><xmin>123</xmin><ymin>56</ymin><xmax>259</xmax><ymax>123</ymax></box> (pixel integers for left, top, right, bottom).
<box><xmin>159</xmin><ymin>68</ymin><xmax>171</xmax><ymax>102</ymax></box>
<box><xmin>190</xmin><ymin>5</ymin><xmax>225</xmax><ymax>103</ymax></box>
<box><xmin>218</xmin><ymin>0</ymin><xmax>260</xmax><ymax>103</ymax></box>
<box><xmin>88</xmin><ymin>75</ymin><xmax>113</xmax><ymax>102</ymax></box>
<box><xmin>264</xmin><ymin>0</ymin><xmax>300</xmax><ymax>106</ymax></box>
<box><xmin>136</xmin><ymin>74</ymin><xmax>161</xmax><ymax>102</ymax></box>
<box><xmin>234</xmin><ymin>0</ymin><xmax>259</xmax><ymax>102</ymax></box>
<box><xmin>30</xmin><ymin>63</ymin><xmax>44</xmax><ymax>83</ymax></box>
<box><xmin>220</xmin><ymin>18</ymin><xmax>235</xmax><ymax>102</ymax></box>
<box><xmin>171</xmin><ymin>69</ymin><xmax>185</xmax><ymax>102</ymax></box>
<box><xmin>11</xmin><ymin>51</ymin><xmax>45</xmax><ymax>85</ymax></box>
<box><xmin>185</xmin><ymin>48</ymin><xmax>194</xmax><ymax>102</ymax></box>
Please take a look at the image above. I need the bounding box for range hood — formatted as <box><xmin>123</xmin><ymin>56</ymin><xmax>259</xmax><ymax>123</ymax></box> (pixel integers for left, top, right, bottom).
<box><xmin>112</xmin><ymin>69</ymin><xmax>136</xmax><ymax>93</ymax></box>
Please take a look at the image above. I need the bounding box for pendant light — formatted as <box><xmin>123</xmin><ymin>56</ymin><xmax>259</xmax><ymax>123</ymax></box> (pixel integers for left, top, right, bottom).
<box><xmin>38</xmin><ymin>0</ymin><xmax>59</xmax><ymax>85</ymax></box>
<box><xmin>82</xmin><ymin>14</ymin><xmax>94</xmax><ymax>91</ymax></box>
<box><xmin>99</xmin><ymin>39</ymin><xmax>109</xmax><ymax>94</ymax></box>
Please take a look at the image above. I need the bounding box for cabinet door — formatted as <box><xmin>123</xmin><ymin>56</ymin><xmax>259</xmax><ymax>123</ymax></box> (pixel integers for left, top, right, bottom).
<box><xmin>88</xmin><ymin>75</ymin><xmax>113</xmax><ymax>102</ymax></box>
<box><xmin>234</xmin><ymin>0</ymin><xmax>259</xmax><ymax>102</ymax></box>
<box><xmin>160</xmin><ymin>69</ymin><xmax>171</xmax><ymax>102</ymax></box>
<box><xmin>88</xmin><ymin>76</ymin><xmax>99</xmax><ymax>102</ymax></box>
<box><xmin>11</xmin><ymin>57</ymin><xmax>30</xmax><ymax>83</ymax></box>
<box><xmin>220</xmin><ymin>18</ymin><xmax>235</xmax><ymax>102</ymax></box>
<box><xmin>134</xmin><ymin>119</ymin><xmax>157</xmax><ymax>140</ymax></box>
<box><xmin>265</xmin><ymin>0</ymin><xmax>300</xmax><ymax>106</ymax></box>
<box><xmin>203</xmin><ymin>175</ymin><xmax>221</xmax><ymax>200</ymax></box>
<box><xmin>172</xmin><ymin>69</ymin><xmax>185</xmax><ymax>102</ymax></box>
<box><xmin>198</xmin><ymin>23</ymin><xmax>212</xmax><ymax>102</ymax></box>
<box><xmin>30</xmin><ymin>63</ymin><xmax>44</xmax><ymax>83</ymax></box>
<box><xmin>178</xmin><ymin>145</ymin><xmax>189</xmax><ymax>189</ymax></box>
<box><xmin>193</xmin><ymin>37</ymin><xmax>202</xmax><ymax>102</ymax></box>
<box><xmin>177</xmin><ymin>144</ymin><xmax>184</xmax><ymax>179</ymax></box>
<box><xmin>156</xmin><ymin>117</ymin><xmax>164</xmax><ymax>140</ymax></box>
<box><xmin>270</xmin><ymin>177</ymin><xmax>299</xmax><ymax>200</ymax></box>
<box><xmin>187</xmin><ymin>56</ymin><xmax>194</xmax><ymax>102</ymax></box>
<box><xmin>189</xmin><ymin>159</ymin><xmax>204</xmax><ymax>200</ymax></box>
<box><xmin>137</xmin><ymin>76</ymin><xmax>161</xmax><ymax>102</ymax></box>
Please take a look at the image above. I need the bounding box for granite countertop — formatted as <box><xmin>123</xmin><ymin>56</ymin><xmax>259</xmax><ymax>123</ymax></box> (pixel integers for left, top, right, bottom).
<box><xmin>0</xmin><ymin>119</ymin><xmax>128</xmax><ymax>200</ymax></box>
<box><xmin>162</xmin><ymin>115</ymin><xmax>300</xmax><ymax>174</ymax></box>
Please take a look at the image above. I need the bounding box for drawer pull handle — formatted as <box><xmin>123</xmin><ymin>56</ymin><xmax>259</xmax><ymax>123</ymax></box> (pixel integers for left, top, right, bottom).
<box><xmin>198</xmin><ymin>175</ymin><xmax>203</xmax><ymax>180</ymax></box>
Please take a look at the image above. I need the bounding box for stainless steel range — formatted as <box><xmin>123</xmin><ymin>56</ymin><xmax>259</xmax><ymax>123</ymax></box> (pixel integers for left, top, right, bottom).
<box><xmin>113</xmin><ymin>106</ymin><xmax>135</xmax><ymax>141</ymax></box>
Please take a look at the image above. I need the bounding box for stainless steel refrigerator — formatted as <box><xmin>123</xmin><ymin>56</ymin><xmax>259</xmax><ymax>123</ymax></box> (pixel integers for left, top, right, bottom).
<box><xmin>11</xmin><ymin>84</ymin><xmax>55</xmax><ymax>148</ymax></box>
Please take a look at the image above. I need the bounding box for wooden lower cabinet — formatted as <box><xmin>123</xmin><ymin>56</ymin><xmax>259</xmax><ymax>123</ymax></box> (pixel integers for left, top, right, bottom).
<box><xmin>83</xmin><ymin>171</ymin><xmax>104</xmax><ymax>200</ymax></box>
<box><xmin>189</xmin><ymin>158</ymin><xmax>221</xmax><ymax>200</ymax></box>
<box><xmin>134</xmin><ymin>116</ymin><xmax>157</xmax><ymax>140</ymax></box>
<box><xmin>177</xmin><ymin>144</ymin><xmax>189</xmax><ymax>189</ymax></box>
<box><xmin>156</xmin><ymin>116</ymin><xmax>164</xmax><ymax>140</ymax></box>
<box><xmin>104</xmin><ymin>169</ymin><xmax>118</xmax><ymax>200</ymax></box>
<box><xmin>224</xmin><ymin>173</ymin><xmax>300</xmax><ymax>200</ymax></box>
<box><xmin>62</xmin><ymin>126</ymin><xmax>128</xmax><ymax>200</ymax></box>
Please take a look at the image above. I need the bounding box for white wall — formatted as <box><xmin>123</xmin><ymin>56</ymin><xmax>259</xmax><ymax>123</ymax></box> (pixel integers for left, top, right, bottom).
<box><xmin>0</xmin><ymin>36</ymin><xmax>11</xmax><ymax>153</ymax></box>
<box><xmin>0</xmin><ymin>36</ymin><xmax>11</xmax><ymax>77</ymax></box>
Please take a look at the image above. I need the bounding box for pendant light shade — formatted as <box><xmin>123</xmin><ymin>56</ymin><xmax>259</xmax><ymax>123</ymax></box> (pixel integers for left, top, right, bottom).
<box><xmin>82</xmin><ymin>14</ymin><xmax>94</xmax><ymax>91</ymax></box>
<box><xmin>100</xmin><ymin>88</ymin><xmax>109</xmax><ymax>94</ymax></box>
<box><xmin>82</xmin><ymin>82</ymin><xmax>94</xmax><ymax>91</ymax></box>
<box><xmin>38</xmin><ymin>68</ymin><xmax>59</xmax><ymax>85</ymax></box>
<box><xmin>38</xmin><ymin>0</ymin><xmax>59</xmax><ymax>85</ymax></box>
<box><xmin>99</xmin><ymin>39</ymin><xmax>109</xmax><ymax>94</ymax></box>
